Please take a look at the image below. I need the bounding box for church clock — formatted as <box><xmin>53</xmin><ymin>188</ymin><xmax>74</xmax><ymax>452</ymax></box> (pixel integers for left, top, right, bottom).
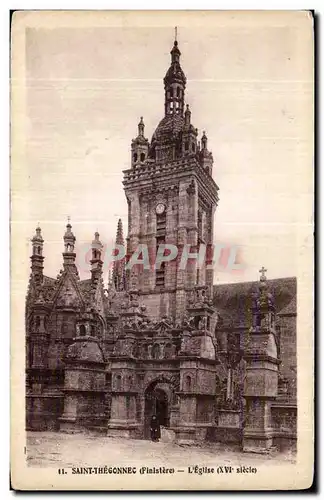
<box><xmin>156</xmin><ymin>203</ymin><xmax>166</xmax><ymax>215</ymax></box>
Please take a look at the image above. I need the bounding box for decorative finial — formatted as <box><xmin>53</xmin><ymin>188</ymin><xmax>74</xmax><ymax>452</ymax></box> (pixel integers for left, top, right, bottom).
<box><xmin>259</xmin><ymin>266</ymin><xmax>267</xmax><ymax>281</ymax></box>
<box><xmin>138</xmin><ymin>116</ymin><xmax>144</xmax><ymax>136</ymax></box>
<box><xmin>67</xmin><ymin>215</ymin><xmax>71</xmax><ymax>223</ymax></box>
<box><xmin>201</xmin><ymin>131</ymin><xmax>208</xmax><ymax>149</ymax></box>
<box><xmin>32</xmin><ymin>224</ymin><xmax>43</xmax><ymax>243</ymax></box>
<box><xmin>175</xmin><ymin>26</ymin><xmax>177</xmax><ymax>42</ymax></box>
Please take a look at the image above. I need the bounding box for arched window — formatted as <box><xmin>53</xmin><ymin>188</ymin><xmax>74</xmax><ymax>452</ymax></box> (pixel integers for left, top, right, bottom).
<box><xmin>35</xmin><ymin>316</ymin><xmax>40</xmax><ymax>331</ymax></box>
<box><xmin>116</xmin><ymin>375</ymin><xmax>122</xmax><ymax>390</ymax></box>
<box><xmin>185</xmin><ymin>141</ymin><xmax>189</xmax><ymax>151</ymax></box>
<box><xmin>37</xmin><ymin>246</ymin><xmax>41</xmax><ymax>255</ymax></box>
<box><xmin>152</xmin><ymin>344</ymin><xmax>160</xmax><ymax>360</ymax></box>
<box><xmin>164</xmin><ymin>343</ymin><xmax>172</xmax><ymax>358</ymax></box>
<box><xmin>177</xmin><ymin>87</ymin><xmax>180</xmax><ymax>97</ymax></box>
<box><xmin>140</xmin><ymin>152</ymin><xmax>145</xmax><ymax>162</ymax></box>
<box><xmin>185</xmin><ymin>375</ymin><xmax>192</xmax><ymax>391</ymax></box>
<box><xmin>28</xmin><ymin>344</ymin><xmax>33</xmax><ymax>369</ymax></box>
<box><xmin>133</xmin><ymin>152</ymin><xmax>138</xmax><ymax>163</ymax></box>
<box><xmin>79</xmin><ymin>324</ymin><xmax>86</xmax><ymax>336</ymax></box>
<box><xmin>192</xmin><ymin>142</ymin><xmax>196</xmax><ymax>152</ymax></box>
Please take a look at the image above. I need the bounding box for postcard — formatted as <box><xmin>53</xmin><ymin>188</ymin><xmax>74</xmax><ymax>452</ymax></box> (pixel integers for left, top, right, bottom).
<box><xmin>10</xmin><ymin>10</ymin><xmax>314</xmax><ymax>490</ymax></box>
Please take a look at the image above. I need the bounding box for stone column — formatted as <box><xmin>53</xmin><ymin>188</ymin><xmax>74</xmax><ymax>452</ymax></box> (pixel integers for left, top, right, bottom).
<box><xmin>27</xmin><ymin>305</ymin><xmax>50</xmax><ymax>430</ymax></box>
<box><xmin>242</xmin><ymin>270</ymin><xmax>280</xmax><ymax>453</ymax></box>
<box><xmin>205</xmin><ymin>206</ymin><xmax>216</xmax><ymax>296</ymax></box>
<box><xmin>59</xmin><ymin>336</ymin><xmax>106</xmax><ymax>432</ymax></box>
<box><xmin>174</xmin><ymin>366</ymin><xmax>198</xmax><ymax>444</ymax></box>
<box><xmin>186</xmin><ymin>179</ymin><xmax>198</xmax><ymax>290</ymax></box>
<box><xmin>107</xmin><ymin>360</ymin><xmax>140</xmax><ymax>438</ymax></box>
<box><xmin>175</xmin><ymin>180</ymin><xmax>189</xmax><ymax>321</ymax></box>
<box><xmin>169</xmin><ymin>393</ymin><xmax>180</xmax><ymax>428</ymax></box>
<box><xmin>107</xmin><ymin>313</ymin><xmax>142</xmax><ymax>438</ymax></box>
<box><xmin>127</xmin><ymin>192</ymin><xmax>141</xmax><ymax>290</ymax></box>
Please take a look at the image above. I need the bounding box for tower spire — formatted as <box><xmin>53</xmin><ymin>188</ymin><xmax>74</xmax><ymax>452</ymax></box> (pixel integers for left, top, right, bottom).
<box><xmin>163</xmin><ymin>33</ymin><xmax>186</xmax><ymax>116</ymax></box>
<box><xmin>112</xmin><ymin>219</ymin><xmax>126</xmax><ymax>291</ymax></box>
<box><xmin>131</xmin><ymin>116</ymin><xmax>149</xmax><ymax>166</ymax></box>
<box><xmin>90</xmin><ymin>231</ymin><xmax>103</xmax><ymax>285</ymax></box>
<box><xmin>62</xmin><ymin>221</ymin><xmax>78</xmax><ymax>276</ymax></box>
<box><xmin>30</xmin><ymin>225</ymin><xmax>44</xmax><ymax>285</ymax></box>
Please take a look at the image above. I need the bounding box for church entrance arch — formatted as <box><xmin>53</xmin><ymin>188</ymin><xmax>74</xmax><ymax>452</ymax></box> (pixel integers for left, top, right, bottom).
<box><xmin>144</xmin><ymin>380</ymin><xmax>173</xmax><ymax>439</ymax></box>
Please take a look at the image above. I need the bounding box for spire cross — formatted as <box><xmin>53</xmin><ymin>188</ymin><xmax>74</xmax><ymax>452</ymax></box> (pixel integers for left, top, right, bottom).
<box><xmin>175</xmin><ymin>26</ymin><xmax>177</xmax><ymax>42</ymax></box>
<box><xmin>259</xmin><ymin>266</ymin><xmax>267</xmax><ymax>280</ymax></box>
<box><xmin>67</xmin><ymin>215</ymin><xmax>71</xmax><ymax>223</ymax></box>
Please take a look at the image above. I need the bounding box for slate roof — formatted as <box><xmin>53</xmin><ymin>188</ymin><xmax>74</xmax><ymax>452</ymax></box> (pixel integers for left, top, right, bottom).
<box><xmin>164</xmin><ymin>62</ymin><xmax>186</xmax><ymax>86</ymax></box>
<box><xmin>79</xmin><ymin>279</ymin><xmax>92</xmax><ymax>292</ymax></box>
<box><xmin>35</xmin><ymin>275</ymin><xmax>57</xmax><ymax>303</ymax></box>
<box><xmin>43</xmin><ymin>276</ymin><xmax>56</xmax><ymax>286</ymax></box>
<box><xmin>277</xmin><ymin>294</ymin><xmax>297</xmax><ymax>316</ymax></box>
<box><xmin>152</xmin><ymin>114</ymin><xmax>185</xmax><ymax>142</ymax></box>
<box><xmin>79</xmin><ymin>279</ymin><xmax>95</xmax><ymax>307</ymax></box>
<box><xmin>213</xmin><ymin>277</ymin><xmax>297</xmax><ymax>327</ymax></box>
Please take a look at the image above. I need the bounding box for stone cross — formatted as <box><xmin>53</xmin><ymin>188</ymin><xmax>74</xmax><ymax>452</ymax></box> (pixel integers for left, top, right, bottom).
<box><xmin>259</xmin><ymin>266</ymin><xmax>267</xmax><ymax>281</ymax></box>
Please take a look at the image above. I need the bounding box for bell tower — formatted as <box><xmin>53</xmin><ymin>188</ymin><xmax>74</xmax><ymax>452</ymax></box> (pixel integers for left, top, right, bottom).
<box><xmin>164</xmin><ymin>39</ymin><xmax>186</xmax><ymax>117</ymax></box>
<box><xmin>30</xmin><ymin>225</ymin><xmax>44</xmax><ymax>286</ymax></box>
<box><xmin>123</xmin><ymin>35</ymin><xmax>219</xmax><ymax>320</ymax></box>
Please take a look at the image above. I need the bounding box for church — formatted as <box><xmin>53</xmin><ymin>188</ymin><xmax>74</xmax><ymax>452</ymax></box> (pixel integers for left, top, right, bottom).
<box><xmin>25</xmin><ymin>37</ymin><xmax>297</xmax><ymax>453</ymax></box>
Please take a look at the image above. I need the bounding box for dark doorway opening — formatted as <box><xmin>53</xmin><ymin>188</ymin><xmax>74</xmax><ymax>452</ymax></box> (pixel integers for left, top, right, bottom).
<box><xmin>144</xmin><ymin>386</ymin><xmax>169</xmax><ymax>439</ymax></box>
<box><xmin>155</xmin><ymin>388</ymin><xmax>168</xmax><ymax>427</ymax></box>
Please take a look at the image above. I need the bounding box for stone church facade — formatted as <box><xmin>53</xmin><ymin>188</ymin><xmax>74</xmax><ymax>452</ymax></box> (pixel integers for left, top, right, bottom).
<box><xmin>25</xmin><ymin>39</ymin><xmax>297</xmax><ymax>453</ymax></box>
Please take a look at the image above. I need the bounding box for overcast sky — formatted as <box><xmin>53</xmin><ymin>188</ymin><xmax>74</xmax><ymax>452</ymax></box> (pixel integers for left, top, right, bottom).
<box><xmin>12</xmin><ymin>11</ymin><xmax>313</xmax><ymax>288</ymax></box>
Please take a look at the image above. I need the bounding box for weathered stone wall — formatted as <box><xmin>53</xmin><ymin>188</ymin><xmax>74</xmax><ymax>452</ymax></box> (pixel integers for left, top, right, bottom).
<box><xmin>277</xmin><ymin>314</ymin><xmax>297</xmax><ymax>404</ymax></box>
<box><xmin>139</xmin><ymin>291</ymin><xmax>177</xmax><ymax>319</ymax></box>
<box><xmin>26</xmin><ymin>395</ymin><xmax>64</xmax><ymax>431</ymax></box>
<box><xmin>271</xmin><ymin>404</ymin><xmax>297</xmax><ymax>451</ymax></box>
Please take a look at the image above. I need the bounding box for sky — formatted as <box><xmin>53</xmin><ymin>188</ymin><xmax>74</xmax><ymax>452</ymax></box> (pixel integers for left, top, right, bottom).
<box><xmin>11</xmin><ymin>11</ymin><xmax>313</xmax><ymax>290</ymax></box>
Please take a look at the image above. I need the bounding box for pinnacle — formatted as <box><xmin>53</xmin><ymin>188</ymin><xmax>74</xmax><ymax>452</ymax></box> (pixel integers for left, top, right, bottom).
<box><xmin>116</xmin><ymin>218</ymin><xmax>125</xmax><ymax>246</ymax></box>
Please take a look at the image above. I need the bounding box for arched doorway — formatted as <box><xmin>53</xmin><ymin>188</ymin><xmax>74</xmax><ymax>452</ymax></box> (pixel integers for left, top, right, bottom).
<box><xmin>144</xmin><ymin>382</ymin><xmax>171</xmax><ymax>439</ymax></box>
<box><xmin>154</xmin><ymin>388</ymin><xmax>169</xmax><ymax>426</ymax></box>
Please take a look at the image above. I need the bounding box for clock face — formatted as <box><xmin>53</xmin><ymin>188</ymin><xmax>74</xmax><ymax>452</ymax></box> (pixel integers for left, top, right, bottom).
<box><xmin>156</xmin><ymin>203</ymin><xmax>166</xmax><ymax>215</ymax></box>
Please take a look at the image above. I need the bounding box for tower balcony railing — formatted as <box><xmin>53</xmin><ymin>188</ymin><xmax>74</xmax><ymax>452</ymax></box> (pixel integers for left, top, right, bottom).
<box><xmin>123</xmin><ymin>157</ymin><xmax>219</xmax><ymax>200</ymax></box>
<box><xmin>123</xmin><ymin>158</ymin><xmax>196</xmax><ymax>183</ymax></box>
